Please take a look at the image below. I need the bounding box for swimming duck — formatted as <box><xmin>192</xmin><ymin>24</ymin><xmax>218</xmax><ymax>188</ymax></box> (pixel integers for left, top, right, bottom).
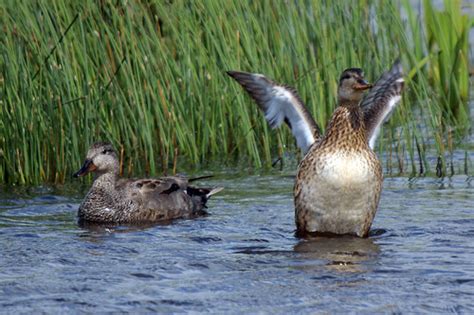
<box><xmin>227</xmin><ymin>60</ymin><xmax>404</xmax><ymax>237</ymax></box>
<box><xmin>73</xmin><ymin>142</ymin><xmax>222</xmax><ymax>224</ymax></box>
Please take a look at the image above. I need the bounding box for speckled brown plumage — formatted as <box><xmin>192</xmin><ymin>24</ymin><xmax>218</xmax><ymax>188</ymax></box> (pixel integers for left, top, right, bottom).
<box><xmin>294</xmin><ymin>104</ymin><xmax>382</xmax><ymax>237</ymax></box>
<box><xmin>295</xmin><ymin>62</ymin><xmax>404</xmax><ymax>237</ymax></box>
<box><xmin>74</xmin><ymin>142</ymin><xmax>222</xmax><ymax>224</ymax></box>
<box><xmin>228</xmin><ymin>60</ymin><xmax>404</xmax><ymax>237</ymax></box>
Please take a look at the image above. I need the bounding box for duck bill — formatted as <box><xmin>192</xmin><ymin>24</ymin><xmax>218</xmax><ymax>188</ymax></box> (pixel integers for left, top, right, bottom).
<box><xmin>354</xmin><ymin>80</ymin><xmax>373</xmax><ymax>91</ymax></box>
<box><xmin>73</xmin><ymin>159</ymin><xmax>97</xmax><ymax>178</ymax></box>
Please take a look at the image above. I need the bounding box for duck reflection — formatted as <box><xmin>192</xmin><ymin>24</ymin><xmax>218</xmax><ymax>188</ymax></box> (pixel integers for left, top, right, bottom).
<box><xmin>76</xmin><ymin>220</ymin><xmax>173</xmax><ymax>244</ymax></box>
<box><xmin>293</xmin><ymin>233</ymin><xmax>381</xmax><ymax>273</ymax></box>
<box><xmin>78</xmin><ymin>219</ymin><xmax>173</xmax><ymax>232</ymax></box>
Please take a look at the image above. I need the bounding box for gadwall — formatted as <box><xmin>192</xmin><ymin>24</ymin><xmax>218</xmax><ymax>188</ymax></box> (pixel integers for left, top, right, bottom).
<box><xmin>73</xmin><ymin>142</ymin><xmax>222</xmax><ymax>224</ymax></box>
<box><xmin>227</xmin><ymin>60</ymin><xmax>404</xmax><ymax>237</ymax></box>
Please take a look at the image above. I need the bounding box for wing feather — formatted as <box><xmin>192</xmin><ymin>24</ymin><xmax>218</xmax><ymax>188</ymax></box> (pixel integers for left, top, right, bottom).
<box><xmin>227</xmin><ymin>71</ymin><xmax>320</xmax><ymax>153</ymax></box>
<box><xmin>360</xmin><ymin>60</ymin><xmax>405</xmax><ymax>149</ymax></box>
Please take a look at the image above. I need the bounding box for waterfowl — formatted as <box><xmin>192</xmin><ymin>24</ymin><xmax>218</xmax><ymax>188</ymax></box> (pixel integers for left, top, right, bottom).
<box><xmin>227</xmin><ymin>60</ymin><xmax>404</xmax><ymax>237</ymax></box>
<box><xmin>73</xmin><ymin>142</ymin><xmax>222</xmax><ymax>224</ymax></box>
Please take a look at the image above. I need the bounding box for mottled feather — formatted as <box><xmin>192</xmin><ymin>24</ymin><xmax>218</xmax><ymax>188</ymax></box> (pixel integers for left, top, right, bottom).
<box><xmin>227</xmin><ymin>61</ymin><xmax>405</xmax><ymax>237</ymax></box>
<box><xmin>74</xmin><ymin>143</ymin><xmax>222</xmax><ymax>224</ymax></box>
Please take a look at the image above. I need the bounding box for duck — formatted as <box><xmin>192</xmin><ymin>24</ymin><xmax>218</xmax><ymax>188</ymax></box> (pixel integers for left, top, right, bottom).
<box><xmin>227</xmin><ymin>60</ymin><xmax>404</xmax><ymax>237</ymax></box>
<box><xmin>73</xmin><ymin>142</ymin><xmax>223</xmax><ymax>224</ymax></box>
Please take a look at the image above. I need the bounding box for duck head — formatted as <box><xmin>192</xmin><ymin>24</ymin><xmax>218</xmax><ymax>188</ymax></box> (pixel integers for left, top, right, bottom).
<box><xmin>337</xmin><ymin>68</ymin><xmax>372</xmax><ymax>104</ymax></box>
<box><xmin>73</xmin><ymin>142</ymin><xmax>119</xmax><ymax>178</ymax></box>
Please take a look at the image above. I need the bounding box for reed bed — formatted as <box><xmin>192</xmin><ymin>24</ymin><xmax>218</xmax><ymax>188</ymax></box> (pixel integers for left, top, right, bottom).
<box><xmin>0</xmin><ymin>0</ymin><xmax>472</xmax><ymax>185</ymax></box>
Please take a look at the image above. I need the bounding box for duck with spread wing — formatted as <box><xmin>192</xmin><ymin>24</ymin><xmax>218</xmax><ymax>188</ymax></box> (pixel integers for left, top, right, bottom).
<box><xmin>228</xmin><ymin>61</ymin><xmax>404</xmax><ymax>237</ymax></box>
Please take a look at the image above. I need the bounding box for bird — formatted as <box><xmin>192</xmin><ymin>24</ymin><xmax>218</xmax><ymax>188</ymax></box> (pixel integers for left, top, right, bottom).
<box><xmin>73</xmin><ymin>142</ymin><xmax>223</xmax><ymax>224</ymax></box>
<box><xmin>227</xmin><ymin>60</ymin><xmax>404</xmax><ymax>237</ymax></box>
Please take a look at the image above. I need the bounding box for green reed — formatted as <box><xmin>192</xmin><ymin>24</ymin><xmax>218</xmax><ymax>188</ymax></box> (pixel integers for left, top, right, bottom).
<box><xmin>423</xmin><ymin>0</ymin><xmax>471</xmax><ymax>129</ymax></box>
<box><xmin>0</xmin><ymin>0</ymin><xmax>472</xmax><ymax>185</ymax></box>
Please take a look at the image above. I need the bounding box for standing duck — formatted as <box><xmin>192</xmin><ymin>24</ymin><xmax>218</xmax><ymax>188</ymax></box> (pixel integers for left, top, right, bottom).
<box><xmin>227</xmin><ymin>60</ymin><xmax>404</xmax><ymax>237</ymax></box>
<box><xmin>73</xmin><ymin>142</ymin><xmax>222</xmax><ymax>224</ymax></box>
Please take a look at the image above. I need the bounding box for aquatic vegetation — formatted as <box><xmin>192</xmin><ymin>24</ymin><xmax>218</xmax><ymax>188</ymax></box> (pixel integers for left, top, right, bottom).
<box><xmin>0</xmin><ymin>0</ymin><xmax>472</xmax><ymax>185</ymax></box>
<box><xmin>400</xmin><ymin>0</ymin><xmax>472</xmax><ymax>177</ymax></box>
<box><xmin>423</xmin><ymin>0</ymin><xmax>471</xmax><ymax>128</ymax></box>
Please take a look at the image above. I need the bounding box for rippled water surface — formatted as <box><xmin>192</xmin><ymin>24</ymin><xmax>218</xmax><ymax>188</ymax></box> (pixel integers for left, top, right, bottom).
<box><xmin>1</xmin><ymin>174</ymin><xmax>474</xmax><ymax>313</ymax></box>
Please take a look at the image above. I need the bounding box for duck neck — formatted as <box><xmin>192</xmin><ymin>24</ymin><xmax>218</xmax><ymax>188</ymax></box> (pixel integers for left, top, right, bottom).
<box><xmin>337</xmin><ymin>97</ymin><xmax>361</xmax><ymax>108</ymax></box>
<box><xmin>92</xmin><ymin>171</ymin><xmax>118</xmax><ymax>189</ymax></box>
<box><xmin>337</xmin><ymin>100</ymin><xmax>363</xmax><ymax>129</ymax></box>
<box><xmin>321</xmin><ymin>104</ymin><xmax>368</xmax><ymax>149</ymax></box>
<box><xmin>78</xmin><ymin>171</ymin><xmax>122</xmax><ymax>223</ymax></box>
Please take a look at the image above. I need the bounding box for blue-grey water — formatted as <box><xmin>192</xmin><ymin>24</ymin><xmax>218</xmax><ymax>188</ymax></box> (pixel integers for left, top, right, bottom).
<box><xmin>1</xmin><ymin>174</ymin><xmax>473</xmax><ymax>313</ymax></box>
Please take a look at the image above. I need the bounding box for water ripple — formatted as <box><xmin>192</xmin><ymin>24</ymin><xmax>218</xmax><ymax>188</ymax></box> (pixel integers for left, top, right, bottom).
<box><xmin>1</xmin><ymin>175</ymin><xmax>474</xmax><ymax>313</ymax></box>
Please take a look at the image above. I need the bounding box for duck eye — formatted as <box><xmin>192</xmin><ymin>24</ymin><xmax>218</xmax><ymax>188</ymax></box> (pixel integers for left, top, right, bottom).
<box><xmin>102</xmin><ymin>149</ymin><xmax>109</xmax><ymax>155</ymax></box>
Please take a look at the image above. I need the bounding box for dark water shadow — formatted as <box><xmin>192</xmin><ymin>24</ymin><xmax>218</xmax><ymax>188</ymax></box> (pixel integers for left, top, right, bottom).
<box><xmin>78</xmin><ymin>220</ymin><xmax>174</xmax><ymax>233</ymax></box>
<box><xmin>77</xmin><ymin>210</ymin><xmax>208</xmax><ymax>234</ymax></box>
<box><xmin>231</xmin><ymin>229</ymin><xmax>385</xmax><ymax>273</ymax></box>
<box><xmin>293</xmin><ymin>232</ymin><xmax>382</xmax><ymax>273</ymax></box>
<box><xmin>76</xmin><ymin>218</ymin><xmax>191</xmax><ymax>244</ymax></box>
<box><xmin>76</xmin><ymin>222</ymin><xmax>156</xmax><ymax>244</ymax></box>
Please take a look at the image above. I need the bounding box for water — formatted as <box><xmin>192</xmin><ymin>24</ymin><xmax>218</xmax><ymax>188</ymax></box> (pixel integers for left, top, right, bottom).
<box><xmin>1</xmin><ymin>174</ymin><xmax>473</xmax><ymax>313</ymax></box>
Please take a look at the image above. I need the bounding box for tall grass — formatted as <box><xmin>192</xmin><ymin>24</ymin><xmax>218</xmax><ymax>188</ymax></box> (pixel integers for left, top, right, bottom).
<box><xmin>0</xmin><ymin>0</ymin><xmax>472</xmax><ymax>185</ymax></box>
<box><xmin>412</xmin><ymin>0</ymin><xmax>471</xmax><ymax>130</ymax></box>
<box><xmin>400</xmin><ymin>0</ymin><xmax>472</xmax><ymax>177</ymax></box>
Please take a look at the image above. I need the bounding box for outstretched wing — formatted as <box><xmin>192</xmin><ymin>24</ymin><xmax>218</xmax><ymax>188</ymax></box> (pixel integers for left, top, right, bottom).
<box><xmin>360</xmin><ymin>60</ymin><xmax>405</xmax><ymax>149</ymax></box>
<box><xmin>227</xmin><ymin>71</ymin><xmax>320</xmax><ymax>153</ymax></box>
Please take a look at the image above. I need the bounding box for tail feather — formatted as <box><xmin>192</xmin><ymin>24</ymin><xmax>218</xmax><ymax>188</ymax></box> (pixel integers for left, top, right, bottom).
<box><xmin>188</xmin><ymin>186</ymin><xmax>223</xmax><ymax>213</ymax></box>
<box><xmin>206</xmin><ymin>187</ymin><xmax>224</xmax><ymax>198</ymax></box>
<box><xmin>189</xmin><ymin>175</ymin><xmax>214</xmax><ymax>182</ymax></box>
<box><xmin>186</xmin><ymin>186</ymin><xmax>223</xmax><ymax>199</ymax></box>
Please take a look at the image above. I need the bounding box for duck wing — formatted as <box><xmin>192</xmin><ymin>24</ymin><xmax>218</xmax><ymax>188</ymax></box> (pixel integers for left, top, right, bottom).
<box><xmin>360</xmin><ymin>60</ymin><xmax>405</xmax><ymax>149</ymax></box>
<box><xmin>113</xmin><ymin>177</ymin><xmax>194</xmax><ymax>221</ymax></box>
<box><xmin>227</xmin><ymin>71</ymin><xmax>320</xmax><ymax>153</ymax></box>
<box><xmin>118</xmin><ymin>176</ymin><xmax>222</xmax><ymax>221</ymax></box>
<box><xmin>118</xmin><ymin>177</ymin><xmax>184</xmax><ymax>195</ymax></box>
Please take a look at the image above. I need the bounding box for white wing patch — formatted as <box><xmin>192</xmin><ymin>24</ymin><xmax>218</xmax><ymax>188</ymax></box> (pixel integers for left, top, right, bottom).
<box><xmin>227</xmin><ymin>71</ymin><xmax>319</xmax><ymax>154</ymax></box>
<box><xmin>362</xmin><ymin>61</ymin><xmax>405</xmax><ymax>149</ymax></box>
<box><xmin>265</xmin><ymin>86</ymin><xmax>288</xmax><ymax>127</ymax></box>
<box><xmin>368</xmin><ymin>95</ymin><xmax>401</xmax><ymax>149</ymax></box>
<box><xmin>267</xmin><ymin>86</ymin><xmax>315</xmax><ymax>153</ymax></box>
